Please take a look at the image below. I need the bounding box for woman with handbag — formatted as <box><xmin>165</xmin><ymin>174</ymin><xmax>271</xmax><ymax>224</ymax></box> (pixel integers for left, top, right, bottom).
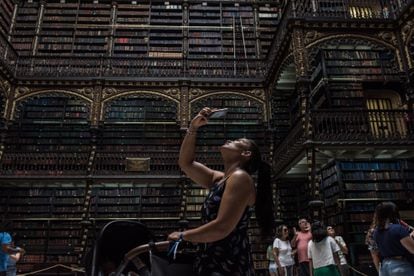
<box><xmin>372</xmin><ymin>202</ymin><xmax>414</xmax><ymax>276</ymax></box>
<box><xmin>168</xmin><ymin>107</ymin><xmax>274</xmax><ymax>276</ymax></box>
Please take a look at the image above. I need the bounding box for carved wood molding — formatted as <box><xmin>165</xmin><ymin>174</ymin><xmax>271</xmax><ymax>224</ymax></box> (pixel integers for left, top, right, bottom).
<box><xmin>292</xmin><ymin>28</ymin><xmax>309</xmax><ymax>77</ymax></box>
<box><xmin>76</xmin><ymin>87</ymin><xmax>95</xmax><ymax>101</ymax></box>
<box><xmin>401</xmin><ymin>19</ymin><xmax>414</xmax><ymax>43</ymax></box>
<box><xmin>304</xmin><ymin>30</ymin><xmax>325</xmax><ymax>47</ymax></box>
<box><xmin>101</xmin><ymin>87</ymin><xmax>180</xmax><ymax>102</ymax></box>
<box><xmin>0</xmin><ymin>77</ymin><xmax>12</xmax><ymax>120</ymax></box>
<box><xmin>401</xmin><ymin>19</ymin><xmax>414</xmax><ymax>68</ymax></box>
<box><xmin>189</xmin><ymin>88</ymin><xmax>265</xmax><ymax>103</ymax></box>
<box><xmin>0</xmin><ymin>78</ymin><xmax>11</xmax><ymax>98</ymax></box>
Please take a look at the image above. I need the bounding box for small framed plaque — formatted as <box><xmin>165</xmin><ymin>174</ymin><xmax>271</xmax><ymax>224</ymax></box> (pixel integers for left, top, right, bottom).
<box><xmin>125</xmin><ymin>157</ymin><xmax>150</xmax><ymax>172</ymax></box>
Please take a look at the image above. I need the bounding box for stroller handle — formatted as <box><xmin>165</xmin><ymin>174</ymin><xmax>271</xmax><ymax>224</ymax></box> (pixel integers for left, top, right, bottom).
<box><xmin>114</xmin><ymin>241</ymin><xmax>171</xmax><ymax>276</ymax></box>
<box><xmin>126</xmin><ymin>241</ymin><xmax>170</xmax><ymax>261</ymax></box>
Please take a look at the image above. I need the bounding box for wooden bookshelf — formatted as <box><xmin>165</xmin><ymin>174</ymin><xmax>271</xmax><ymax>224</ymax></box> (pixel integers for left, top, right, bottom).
<box><xmin>38</xmin><ymin>0</ymin><xmax>77</xmax><ymax>56</ymax></box>
<box><xmin>12</xmin><ymin>0</ymin><xmax>39</xmax><ymax>55</ymax></box>
<box><xmin>188</xmin><ymin>2</ymin><xmax>222</xmax><ymax>58</ymax></box>
<box><xmin>271</xmin><ymin>94</ymin><xmax>290</xmax><ymax>144</ymax></box>
<box><xmin>148</xmin><ymin>2</ymin><xmax>183</xmax><ymax>58</ymax></box>
<box><xmin>73</xmin><ymin>0</ymin><xmax>111</xmax><ymax>57</ymax></box>
<box><xmin>257</xmin><ymin>3</ymin><xmax>280</xmax><ymax>59</ymax></box>
<box><xmin>94</xmin><ymin>94</ymin><xmax>181</xmax><ymax>175</ymax></box>
<box><xmin>90</xmin><ymin>179</ymin><xmax>183</xmax><ymax>239</ymax></box>
<box><xmin>1</xmin><ymin>95</ymin><xmax>91</xmax><ymax>176</ymax></box>
<box><xmin>276</xmin><ymin>179</ymin><xmax>310</xmax><ymax>225</ymax></box>
<box><xmin>0</xmin><ymin>0</ymin><xmax>14</xmax><ymax>38</ymax></box>
<box><xmin>311</xmin><ymin>47</ymin><xmax>400</xmax><ymax>85</ymax></box>
<box><xmin>113</xmin><ymin>1</ymin><xmax>150</xmax><ymax>58</ymax></box>
<box><xmin>1</xmin><ymin>181</ymin><xmax>86</xmax><ymax>273</ymax></box>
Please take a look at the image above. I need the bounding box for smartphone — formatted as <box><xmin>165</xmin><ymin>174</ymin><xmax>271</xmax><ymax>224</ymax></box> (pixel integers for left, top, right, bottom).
<box><xmin>209</xmin><ymin>108</ymin><xmax>228</xmax><ymax>119</ymax></box>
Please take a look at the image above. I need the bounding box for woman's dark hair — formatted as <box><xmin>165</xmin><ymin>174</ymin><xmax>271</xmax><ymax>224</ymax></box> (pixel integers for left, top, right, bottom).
<box><xmin>243</xmin><ymin>139</ymin><xmax>274</xmax><ymax>236</ymax></box>
<box><xmin>311</xmin><ymin>221</ymin><xmax>327</xmax><ymax>243</ymax></box>
<box><xmin>375</xmin><ymin>201</ymin><xmax>400</xmax><ymax>230</ymax></box>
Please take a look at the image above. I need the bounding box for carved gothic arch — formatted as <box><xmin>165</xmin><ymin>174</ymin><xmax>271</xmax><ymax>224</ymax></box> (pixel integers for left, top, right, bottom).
<box><xmin>101</xmin><ymin>90</ymin><xmax>180</xmax><ymax>122</ymax></box>
<box><xmin>11</xmin><ymin>89</ymin><xmax>93</xmax><ymax>121</ymax></box>
<box><xmin>305</xmin><ymin>34</ymin><xmax>403</xmax><ymax>71</ymax></box>
<box><xmin>189</xmin><ymin>91</ymin><xmax>267</xmax><ymax>122</ymax></box>
<box><xmin>271</xmin><ymin>54</ymin><xmax>295</xmax><ymax>89</ymax></box>
<box><xmin>189</xmin><ymin>91</ymin><xmax>265</xmax><ymax>105</ymax></box>
<box><xmin>14</xmin><ymin>89</ymin><xmax>93</xmax><ymax>103</ymax></box>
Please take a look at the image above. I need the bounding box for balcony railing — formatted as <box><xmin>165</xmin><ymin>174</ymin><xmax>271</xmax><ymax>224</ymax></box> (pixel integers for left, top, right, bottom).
<box><xmin>14</xmin><ymin>55</ymin><xmax>265</xmax><ymax>80</ymax></box>
<box><xmin>312</xmin><ymin>109</ymin><xmax>414</xmax><ymax>142</ymax></box>
<box><xmin>273</xmin><ymin>109</ymin><xmax>414</xmax><ymax>174</ymax></box>
<box><xmin>292</xmin><ymin>0</ymin><xmax>412</xmax><ymax>19</ymax></box>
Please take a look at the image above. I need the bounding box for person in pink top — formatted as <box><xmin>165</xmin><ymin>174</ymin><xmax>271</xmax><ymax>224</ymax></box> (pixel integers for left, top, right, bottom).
<box><xmin>291</xmin><ymin>218</ymin><xmax>312</xmax><ymax>276</ymax></box>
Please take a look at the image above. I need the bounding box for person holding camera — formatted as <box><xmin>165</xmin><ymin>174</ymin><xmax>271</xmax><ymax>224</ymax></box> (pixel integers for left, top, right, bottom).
<box><xmin>168</xmin><ymin>107</ymin><xmax>274</xmax><ymax>275</ymax></box>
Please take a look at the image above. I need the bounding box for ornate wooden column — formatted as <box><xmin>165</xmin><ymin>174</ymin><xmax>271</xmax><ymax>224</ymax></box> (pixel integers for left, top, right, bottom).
<box><xmin>291</xmin><ymin>27</ymin><xmax>323</xmax><ymax>219</ymax></box>
<box><xmin>179</xmin><ymin>81</ymin><xmax>190</xmax><ymax>129</ymax></box>
<box><xmin>0</xmin><ymin>78</ymin><xmax>14</xmax><ymax>162</ymax></box>
<box><xmin>182</xmin><ymin>0</ymin><xmax>189</xmax><ymax>77</ymax></box>
<box><xmin>400</xmin><ymin>19</ymin><xmax>414</xmax><ymax>104</ymax></box>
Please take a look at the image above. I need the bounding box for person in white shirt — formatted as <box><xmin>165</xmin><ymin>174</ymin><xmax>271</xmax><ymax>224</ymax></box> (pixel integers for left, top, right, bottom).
<box><xmin>307</xmin><ymin>221</ymin><xmax>341</xmax><ymax>276</ymax></box>
<box><xmin>267</xmin><ymin>243</ymin><xmax>278</xmax><ymax>276</ymax></box>
<box><xmin>273</xmin><ymin>225</ymin><xmax>295</xmax><ymax>276</ymax></box>
<box><xmin>327</xmin><ymin>225</ymin><xmax>349</xmax><ymax>276</ymax></box>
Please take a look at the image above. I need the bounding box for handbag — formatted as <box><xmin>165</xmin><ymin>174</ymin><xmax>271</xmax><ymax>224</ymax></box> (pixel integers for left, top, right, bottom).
<box><xmin>150</xmin><ymin>240</ymin><xmax>195</xmax><ymax>276</ymax></box>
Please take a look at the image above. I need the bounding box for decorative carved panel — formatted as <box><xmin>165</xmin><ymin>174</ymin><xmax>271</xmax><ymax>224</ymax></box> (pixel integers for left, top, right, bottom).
<box><xmin>292</xmin><ymin>28</ymin><xmax>309</xmax><ymax>77</ymax></box>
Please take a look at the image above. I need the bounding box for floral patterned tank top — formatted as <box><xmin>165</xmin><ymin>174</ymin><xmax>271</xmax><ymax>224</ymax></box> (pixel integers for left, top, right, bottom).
<box><xmin>194</xmin><ymin>179</ymin><xmax>255</xmax><ymax>276</ymax></box>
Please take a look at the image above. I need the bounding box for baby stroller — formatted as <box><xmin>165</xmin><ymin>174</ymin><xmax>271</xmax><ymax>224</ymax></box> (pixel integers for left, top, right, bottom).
<box><xmin>86</xmin><ymin>220</ymin><xmax>194</xmax><ymax>276</ymax></box>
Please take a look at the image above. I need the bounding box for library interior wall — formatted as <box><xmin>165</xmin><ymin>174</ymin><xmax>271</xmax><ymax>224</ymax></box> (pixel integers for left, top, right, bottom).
<box><xmin>0</xmin><ymin>88</ymin><xmax>272</xmax><ymax>272</ymax></box>
<box><xmin>0</xmin><ymin>0</ymin><xmax>414</xmax><ymax>275</ymax></box>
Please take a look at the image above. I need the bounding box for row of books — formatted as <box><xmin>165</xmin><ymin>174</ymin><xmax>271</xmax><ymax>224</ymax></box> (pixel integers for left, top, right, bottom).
<box><xmin>339</xmin><ymin>161</ymin><xmax>401</xmax><ymax>170</ymax></box>
<box><xmin>341</xmin><ymin>171</ymin><xmax>401</xmax><ymax>180</ymax></box>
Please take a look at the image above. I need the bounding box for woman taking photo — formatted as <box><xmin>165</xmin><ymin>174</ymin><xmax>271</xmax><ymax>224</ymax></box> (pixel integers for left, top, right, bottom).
<box><xmin>168</xmin><ymin>107</ymin><xmax>274</xmax><ymax>275</ymax></box>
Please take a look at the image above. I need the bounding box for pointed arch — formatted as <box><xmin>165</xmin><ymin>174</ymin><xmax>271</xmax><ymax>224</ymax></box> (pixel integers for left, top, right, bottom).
<box><xmin>12</xmin><ymin>90</ymin><xmax>92</xmax><ymax>121</ymax></box>
<box><xmin>190</xmin><ymin>91</ymin><xmax>266</xmax><ymax>122</ymax></box>
<box><xmin>306</xmin><ymin>34</ymin><xmax>402</xmax><ymax>71</ymax></box>
<box><xmin>101</xmin><ymin>90</ymin><xmax>179</xmax><ymax>122</ymax></box>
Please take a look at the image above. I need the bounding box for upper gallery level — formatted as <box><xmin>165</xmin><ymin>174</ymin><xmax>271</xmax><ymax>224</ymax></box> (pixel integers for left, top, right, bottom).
<box><xmin>0</xmin><ymin>0</ymin><xmax>412</xmax><ymax>82</ymax></box>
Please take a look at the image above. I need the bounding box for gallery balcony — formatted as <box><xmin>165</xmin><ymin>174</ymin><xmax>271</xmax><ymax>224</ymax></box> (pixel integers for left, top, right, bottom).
<box><xmin>274</xmin><ymin>108</ymin><xmax>414</xmax><ymax>178</ymax></box>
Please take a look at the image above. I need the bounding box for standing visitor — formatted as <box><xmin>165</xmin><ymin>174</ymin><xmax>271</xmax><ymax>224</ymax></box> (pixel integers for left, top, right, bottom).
<box><xmin>1</xmin><ymin>222</ymin><xmax>24</xmax><ymax>276</ymax></box>
<box><xmin>307</xmin><ymin>221</ymin><xmax>341</xmax><ymax>276</ymax></box>
<box><xmin>372</xmin><ymin>202</ymin><xmax>414</xmax><ymax>276</ymax></box>
<box><xmin>327</xmin><ymin>226</ymin><xmax>349</xmax><ymax>276</ymax></box>
<box><xmin>291</xmin><ymin>218</ymin><xmax>312</xmax><ymax>276</ymax></box>
<box><xmin>267</xmin><ymin>243</ymin><xmax>277</xmax><ymax>276</ymax></box>
<box><xmin>6</xmin><ymin>242</ymin><xmax>22</xmax><ymax>276</ymax></box>
<box><xmin>273</xmin><ymin>225</ymin><xmax>295</xmax><ymax>276</ymax></box>
<box><xmin>168</xmin><ymin>107</ymin><xmax>274</xmax><ymax>275</ymax></box>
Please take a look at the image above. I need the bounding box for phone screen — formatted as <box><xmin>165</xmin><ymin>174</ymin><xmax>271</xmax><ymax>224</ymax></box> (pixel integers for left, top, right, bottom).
<box><xmin>209</xmin><ymin>108</ymin><xmax>228</xmax><ymax>119</ymax></box>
